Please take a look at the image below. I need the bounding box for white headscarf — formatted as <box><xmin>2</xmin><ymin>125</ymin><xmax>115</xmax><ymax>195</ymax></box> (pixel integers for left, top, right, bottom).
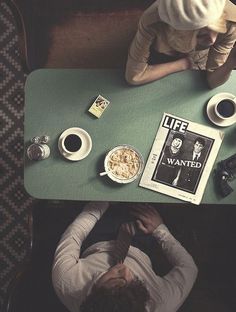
<box><xmin>158</xmin><ymin>0</ymin><xmax>227</xmax><ymax>33</ymax></box>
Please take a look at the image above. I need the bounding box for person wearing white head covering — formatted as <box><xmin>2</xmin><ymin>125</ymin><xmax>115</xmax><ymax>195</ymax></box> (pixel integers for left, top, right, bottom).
<box><xmin>125</xmin><ymin>0</ymin><xmax>236</xmax><ymax>88</ymax></box>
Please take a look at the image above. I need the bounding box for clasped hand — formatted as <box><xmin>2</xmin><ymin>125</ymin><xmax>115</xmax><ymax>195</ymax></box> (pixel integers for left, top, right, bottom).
<box><xmin>130</xmin><ymin>204</ymin><xmax>163</xmax><ymax>234</ymax></box>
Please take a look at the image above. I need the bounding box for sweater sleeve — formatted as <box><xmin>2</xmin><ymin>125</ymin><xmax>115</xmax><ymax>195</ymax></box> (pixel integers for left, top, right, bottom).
<box><xmin>51</xmin><ymin>201</ymin><xmax>109</xmax><ymax>310</ymax></box>
<box><xmin>125</xmin><ymin>4</ymin><xmax>158</xmax><ymax>85</ymax></box>
<box><xmin>206</xmin><ymin>23</ymin><xmax>236</xmax><ymax>72</ymax></box>
<box><xmin>152</xmin><ymin>224</ymin><xmax>198</xmax><ymax>311</ymax></box>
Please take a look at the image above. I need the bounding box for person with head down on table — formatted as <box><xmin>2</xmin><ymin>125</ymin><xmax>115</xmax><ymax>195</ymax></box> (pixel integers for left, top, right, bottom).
<box><xmin>125</xmin><ymin>0</ymin><xmax>236</xmax><ymax>88</ymax></box>
<box><xmin>52</xmin><ymin>201</ymin><xmax>198</xmax><ymax>312</ymax></box>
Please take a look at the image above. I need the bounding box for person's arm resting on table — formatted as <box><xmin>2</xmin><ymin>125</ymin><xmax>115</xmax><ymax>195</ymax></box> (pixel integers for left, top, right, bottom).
<box><xmin>206</xmin><ymin>27</ymin><xmax>236</xmax><ymax>89</ymax></box>
<box><xmin>153</xmin><ymin>223</ymin><xmax>198</xmax><ymax>311</ymax></box>
<box><xmin>52</xmin><ymin>201</ymin><xmax>109</xmax><ymax>309</ymax></box>
<box><xmin>125</xmin><ymin>16</ymin><xmax>190</xmax><ymax>86</ymax></box>
<box><xmin>132</xmin><ymin>205</ymin><xmax>198</xmax><ymax>311</ymax></box>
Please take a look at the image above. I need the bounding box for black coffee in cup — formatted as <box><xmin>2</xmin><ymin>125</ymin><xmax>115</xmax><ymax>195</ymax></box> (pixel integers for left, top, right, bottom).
<box><xmin>64</xmin><ymin>134</ymin><xmax>82</xmax><ymax>152</ymax></box>
<box><xmin>216</xmin><ymin>100</ymin><xmax>235</xmax><ymax>118</ymax></box>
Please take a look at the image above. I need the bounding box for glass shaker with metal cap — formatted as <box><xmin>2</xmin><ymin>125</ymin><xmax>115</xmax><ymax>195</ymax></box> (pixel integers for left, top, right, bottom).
<box><xmin>27</xmin><ymin>135</ymin><xmax>50</xmax><ymax>160</ymax></box>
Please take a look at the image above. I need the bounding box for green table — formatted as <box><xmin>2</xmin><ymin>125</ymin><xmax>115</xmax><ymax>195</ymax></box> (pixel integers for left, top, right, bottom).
<box><xmin>24</xmin><ymin>69</ymin><xmax>236</xmax><ymax>204</ymax></box>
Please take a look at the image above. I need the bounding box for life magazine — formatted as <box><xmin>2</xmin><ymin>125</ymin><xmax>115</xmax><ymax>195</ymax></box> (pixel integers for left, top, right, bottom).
<box><xmin>139</xmin><ymin>113</ymin><xmax>224</xmax><ymax>205</ymax></box>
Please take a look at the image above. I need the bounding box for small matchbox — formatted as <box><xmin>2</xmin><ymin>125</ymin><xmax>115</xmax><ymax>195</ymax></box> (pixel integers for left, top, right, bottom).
<box><xmin>88</xmin><ymin>95</ymin><xmax>110</xmax><ymax>118</ymax></box>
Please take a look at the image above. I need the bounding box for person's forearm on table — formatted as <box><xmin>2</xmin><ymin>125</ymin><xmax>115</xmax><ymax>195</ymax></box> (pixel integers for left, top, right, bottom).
<box><xmin>53</xmin><ymin>201</ymin><xmax>109</xmax><ymax>270</ymax></box>
<box><xmin>207</xmin><ymin>61</ymin><xmax>233</xmax><ymax>89</ymax></box>
<box><xmin>52</xmin><ymin>201</ymin><xmax>108</xmax><ymax>309</ymax></box>
<box><xmin>152</xmin><ymin>224</ymin><xmax>197</xmax><ymax>270</ymax></box>
<box><xmin>125</xmin><ymin>58</ymin><xmax>190</xmax><ymax>86</ymax></box>
<box><xmin>129</xmin><ymin>205</ymin><xmax>197</xmax><ymax>309</ymax></box>
<box><xmin>152</xmin><ymin>223</ymin><xmax>198</xmax><ymax>308</ymax></box>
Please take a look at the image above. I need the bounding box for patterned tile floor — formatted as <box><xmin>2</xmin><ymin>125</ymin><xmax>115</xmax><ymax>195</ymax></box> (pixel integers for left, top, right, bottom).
<box><xmin>0</xmin><ymin>1</ymin><xmax>35</xmax><ymax>308</ymax></box>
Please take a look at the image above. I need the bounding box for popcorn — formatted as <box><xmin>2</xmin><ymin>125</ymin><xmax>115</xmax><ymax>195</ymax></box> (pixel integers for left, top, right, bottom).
<box><xmin>88</xmin><ymin>95</ymin><xmax>110</xmax><ymax>118</ymax></box>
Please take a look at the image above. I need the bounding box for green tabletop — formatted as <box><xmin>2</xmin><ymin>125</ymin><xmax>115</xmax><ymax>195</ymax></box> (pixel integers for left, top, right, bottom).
<box><xmin>24</xmin><ymin>69</ymin><xmax>236</xmax><ymax>204</ymax></box>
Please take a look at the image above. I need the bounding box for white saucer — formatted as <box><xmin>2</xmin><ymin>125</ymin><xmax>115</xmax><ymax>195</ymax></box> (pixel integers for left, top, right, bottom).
<box><xmin>206</xmin><ymin>92</ymin><xmax>236</xmax><ymax>127</ymax></box>
<box><xmin>58</xmin><ymin>127</ymin><xmax>92</xmax><ymax>161</ymax></box>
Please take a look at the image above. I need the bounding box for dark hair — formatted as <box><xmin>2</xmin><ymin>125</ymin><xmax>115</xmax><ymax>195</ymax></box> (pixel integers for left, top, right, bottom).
<box><xmin>172</xmin><ymin>133</ymin><xmax>185</xmax><ymax>142</ymax></box>
<box><xmin>194</xmin><ymin>137</ymin><xmax>205</xmax><ymax>147</ymax></box>
<box><xmin>80</xmin><ymin>279</ymin><xmax>150</xmax><ymax>312</ymax></box>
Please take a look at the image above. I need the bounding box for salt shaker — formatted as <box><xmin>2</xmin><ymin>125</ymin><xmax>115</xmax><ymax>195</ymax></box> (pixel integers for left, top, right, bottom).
<box><xmin>27</xmin><ymin>143</ymin><xmax>50</xmax><ymax>160</ymax></box>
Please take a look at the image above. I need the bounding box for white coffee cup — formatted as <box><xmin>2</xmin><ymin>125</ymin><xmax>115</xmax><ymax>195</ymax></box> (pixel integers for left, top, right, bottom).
<box><xmin>61</xmin><ymin>133</ymin><xmax>82</xmax><ymax>155</ymax></box>
<box><xmin>214</xmin><ymin>97</ymin><xmax>236</xmax><ymax>121</ymax></box>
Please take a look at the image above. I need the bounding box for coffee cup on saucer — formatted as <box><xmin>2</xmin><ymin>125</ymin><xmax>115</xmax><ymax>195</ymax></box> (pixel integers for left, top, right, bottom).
<box><xmin>206</xmin><ymin>92</ymin><xmax>236</xmax><ymax>127</ymax></box>
<box><xmin>61</xmin><ymin>133</ymin><xmax>82</xmax><ymax>155</ymax></box>
<box><xmin>58</xmin><ymin>127</ymin><xmax>92</xmax><ymax>161</ymax></box>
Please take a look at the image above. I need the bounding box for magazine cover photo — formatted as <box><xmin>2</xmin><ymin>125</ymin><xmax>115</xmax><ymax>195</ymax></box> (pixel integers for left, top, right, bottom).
<box><xmin>152</xmin><ymin>131</ymin><xmax>213</xmax><ymax>194</ymax></box>
<box><xmin>139</xmin><ymin>113</ymin><xmax>223</xmax><ymax>205</ymax></box>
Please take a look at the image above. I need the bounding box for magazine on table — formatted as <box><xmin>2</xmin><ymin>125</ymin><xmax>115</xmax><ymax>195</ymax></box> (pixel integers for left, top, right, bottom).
<box><xmin>139</xmin><ymin>113</ymin><xmax>224</xmax><ymax>205</ymax></box>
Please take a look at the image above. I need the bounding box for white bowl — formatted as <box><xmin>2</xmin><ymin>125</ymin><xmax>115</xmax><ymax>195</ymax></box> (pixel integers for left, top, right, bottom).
<box><xmin>103</xmin><ymin>145</ymin><xmax>144</xmax><ymax>184</ymax></box>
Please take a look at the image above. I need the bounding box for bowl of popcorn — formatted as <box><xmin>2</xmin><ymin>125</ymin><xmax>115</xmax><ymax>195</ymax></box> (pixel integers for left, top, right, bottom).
<box><xmin>102</xmin><ymin>145</ymin><xmax>144</xmax><ymax>184</ymax></box>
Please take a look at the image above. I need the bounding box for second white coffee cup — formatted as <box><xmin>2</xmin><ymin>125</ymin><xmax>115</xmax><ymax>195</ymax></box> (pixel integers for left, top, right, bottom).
<box><xmin>214</xmin><ymin>97</ymin><xmax>236</xmax><ymax>121</ymax></box>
